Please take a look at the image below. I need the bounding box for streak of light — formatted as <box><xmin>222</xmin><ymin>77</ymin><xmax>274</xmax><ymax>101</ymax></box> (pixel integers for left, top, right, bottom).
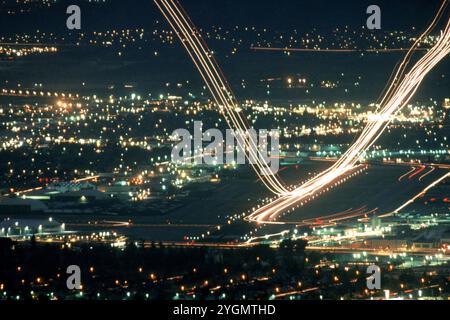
<box><xmin>247</xmin><ymin>7</ymin><xmax>450</xmax><ymax>223</ymax></box>
<box><xmin>155</xmin><ymin>0</ymin><xmax>450</xmax><ymax>223</ymax></box>
<box><xmin>154</xmin><ymin>0</ymin><xmax>290</xmax><ymax>195</ymax></box>
<box><xmin>289</xmin><ymin>206</ymin><xmax>378</xmax><ymax>226</ymax></box>
<box><xmin>250</xmin><ymin>47</ymin><xmax>429</xmax><ymax>53</ymax></box>
<box><xmin>245</xmin><ymin>230</ymin><xmax>290</xmax><ymax>244</ymax></box>
<box><xmin>274</xmin><ymin>287</ymin><xmax>319</xmax><ymax>299</ymax></box>
<box><xmin>408</xmin><ymin>165</ymin><xmax>427</xmax><ymax>180</ymax></box>
<box><xmin>419</xmin><ymin>166</ymin><xmax>436</xmax><ymax>181</ymax></box>
<box><xmin>383</xmin><ymin>171</ymin><xmax>450</xmax><ymax>216</ymax></box>
<box><xmin>398</xmin><ymin>167</ymin><xmax>417</xmax><ymax>182</ymax></box>
<box><xmin>6</xmin><ymin>175</ymin><xmax>100</xmax><ymax>196</ymax></box>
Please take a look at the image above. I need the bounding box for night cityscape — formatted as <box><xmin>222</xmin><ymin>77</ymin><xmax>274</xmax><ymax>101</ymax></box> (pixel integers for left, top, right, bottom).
<box><xmin>0</xmin><ymin>0</ymin><xmax>449</xmax><ymax>308</ymax></box>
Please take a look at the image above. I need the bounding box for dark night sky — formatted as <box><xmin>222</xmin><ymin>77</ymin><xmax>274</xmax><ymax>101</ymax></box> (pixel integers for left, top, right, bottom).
<box><xmin>0</xmin><ymin>0</ymin><xmax>446</xmax><ymax>34</ymax></box>
<box><xmin>181</xmin><ymin>0</ymin><xmax>442</xmax><ymax>31</ymax></box>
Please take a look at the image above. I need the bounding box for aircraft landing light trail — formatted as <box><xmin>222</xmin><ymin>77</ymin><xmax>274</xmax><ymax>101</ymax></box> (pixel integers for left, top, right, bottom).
<box><xmin>154</xmin><ymin>0</ymin><xmax>290</xmax><ymax>196</ymax></box>
<box><xmin>381</xmin><ymin>171</ymin><xmax>450</xmax><ymax>218</ymax></box>
<box><xmin>155</xmin><ymin>0</ymin><xmax>450</xmax><ymax>223</ymax></box>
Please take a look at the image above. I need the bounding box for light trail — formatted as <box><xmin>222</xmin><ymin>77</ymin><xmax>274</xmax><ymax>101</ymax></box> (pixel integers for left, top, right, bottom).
<box><xmin>408</xmin><ymin>165</ymin><xmax>427</xmax><ymax>180</ymax></box>
<box><xmin>328</xmin><ymin>208</ymin><xmax>378</xmax><ymax>224</ymax></box>
<box><xmin>250</xmin><ymin>46</ymin><xmax>429</xmax><ymax>53</ymax></box>
<box><xmin>247</xmin><ymin>7</ymin><xmax>450</xmax><ymax>223</ymax></box>
<box><xmin>280</xmin><ymin>206</ymin><xmax>377</xmax><ymax>227</ymax></box>
<box><xmin>398</xmin><ymin>167</ymin><xmax>417</xmax><ymax>182</ymax></box>
<box><xmin>273</xmin><ymin>287</ymin><xmax>320</xmax><ymax>299</ymax></box>
<box><xmin>419</xmin><ymin>166</ymin><xmax>436</xmax><ymax>181</ymax></box>
<box><xmin>300</xmin><ymin>207</ymin><xmax>364</xmax><ymax>225</ymax></box>
<box><xmin>245</xmin><ymin>206</ymin><xmax>379</xmax><ymax>244</ymax></box>
<box><xmin>154</xmin><ymin>0</ymin><xmax>366</xmax><ymax>197</ymax></box>
<box><xmin>6</xmin><ymin>175</ymin><xmax>100</xmax><ymax>196</ymax></box>
<box><xmin>155</xmin><ymin>0</ymin><xmax>450</xmax><ymax>223</ymax></box>
<box><xmin>245</xmin><ymin>230</ymin><xmax>290</xmax><ymax>244</ymax></box>
<box><xmin>154</xmin><ymin>0</ymin><xmax>290</xmax><ymax>195</ymax></box>
<box><xmin>386</xmin><ymin>171</ymin><xmax>450</xmax><ymax>216</ymax></box>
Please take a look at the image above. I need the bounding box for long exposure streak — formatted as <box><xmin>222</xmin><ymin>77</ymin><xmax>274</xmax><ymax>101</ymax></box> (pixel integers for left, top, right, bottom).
<box><xmin>155</xmin><ymin>0</ymin><xmax>450</xmax><ymax>223</ymax></box>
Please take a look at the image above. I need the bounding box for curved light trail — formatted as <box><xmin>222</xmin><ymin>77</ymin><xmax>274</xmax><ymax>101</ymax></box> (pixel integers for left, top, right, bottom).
<box><xmin>248</xmin><ymin>15</ymin><xmax>450</xmax><ymax>223</ymax></box>
<box><xmin>154</xmin><ymin>0</ymin><xmax>291</xmax><ymax>195</ymax></box>
<box><xmin>419</xmin><ymin>166</ymin><xmax>436</xmax><ymax>181</ymax></box>
<box><xmin>398</xmin><ymin>167</ymin><xmax>417</xmax><ymax>182</ymax></box>
<box><xmin>408</xmin><ymin>165</ymin><xmax>427</xmax><ymax>180</ymax></box>
<box><xmin>155</xmin><ymin>0</ymin><xmax>450</xmax><ymax>223</ymax></box>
